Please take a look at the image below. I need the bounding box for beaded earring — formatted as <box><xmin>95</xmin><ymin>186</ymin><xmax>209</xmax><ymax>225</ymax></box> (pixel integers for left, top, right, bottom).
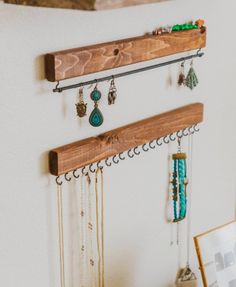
<box><xmin>76</xmin><ymin>88</ymin><xmax>87</xmax><ymax>118</ymax></box>
<box><xmin>185</xmin><ymin>60</ymin><xmax>199</xmax><ymax>90</ymax></box>
<box><xmin>89</xmin><ymin>84</ymin><xmax>104</xmax><ymax>127</ymax></box>
<box><xmin>178</xmin><ymin>62</ymin><xmax>186</xmax><ymax>86</ymax></box>
<box><xmin>108</xmin><ymin>76</ymin><xmax>117</xmax><ymax>105</ymax></box>
<box><xmin>170</xmin><ymin>137</ymin><xmax>188</xmax><ymax>222</ymax></box>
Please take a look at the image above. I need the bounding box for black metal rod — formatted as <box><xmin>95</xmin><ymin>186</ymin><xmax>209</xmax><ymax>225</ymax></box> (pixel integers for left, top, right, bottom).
<box><xmin>53</xmin><ymin>51</ymin><xmax>204</xmax><ymax>93</ymax></box>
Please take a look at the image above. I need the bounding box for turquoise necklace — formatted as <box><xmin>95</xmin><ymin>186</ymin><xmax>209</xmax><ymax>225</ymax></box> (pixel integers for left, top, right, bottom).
<box><xmin>171</xmin><ymin>138</ymin><xmax>188</xmax><ymax>222</ymax></box>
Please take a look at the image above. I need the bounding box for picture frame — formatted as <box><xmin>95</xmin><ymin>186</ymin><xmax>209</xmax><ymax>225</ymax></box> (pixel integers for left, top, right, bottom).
<box><xmin>194</xmin><ymin>221</ymin><xmax>236</xmax><ymax>287</ymax></box>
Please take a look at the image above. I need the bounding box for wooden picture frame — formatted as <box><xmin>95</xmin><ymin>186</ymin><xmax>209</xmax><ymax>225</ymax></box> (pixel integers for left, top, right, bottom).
<box><xmin>4</xmin><ymin>0</ymin><xmax>171</xmax><ymax>10</ymax></box>
<box><xmin>194</xmin><ymin>221</ymin><xmax>236</xmax><ymax>287</ymax></box>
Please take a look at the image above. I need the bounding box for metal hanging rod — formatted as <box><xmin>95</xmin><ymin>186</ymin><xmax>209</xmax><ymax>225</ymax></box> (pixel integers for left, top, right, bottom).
<box><xmin>55</xmin><ymin>124</ymin><xmax>200</xmax><ymax>185</ymax></box>
<box><xmin>53</xmin><ymin>50</ymin><xmax>204</xmax><ymax>93</ymax></box>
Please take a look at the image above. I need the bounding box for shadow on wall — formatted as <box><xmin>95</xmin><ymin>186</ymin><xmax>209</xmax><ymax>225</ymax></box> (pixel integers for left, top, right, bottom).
<box><xmin>39</xmin><ymin>151</ymin><xmax>50</xmax><ymax>175</ymax></box>
<box><xmin>35</xmin><ymin>55</ymin><xmax>45</xmax><ymax>81</ymax></box>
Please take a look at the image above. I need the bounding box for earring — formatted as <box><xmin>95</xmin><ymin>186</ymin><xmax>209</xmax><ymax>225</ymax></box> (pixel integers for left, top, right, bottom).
<box><xmin>76</xmin><ymin>88</ymin><xmax>87</xmax><ymax>118</ymax></box>
<box><xmin>170</xmin><ymin>137</ymin><xmax>188</xmax><ymax>222</ymax></box>
<box><xmin>185</xmin><ymin>60</ymin><xmax>199</xmax><ymax>90</ymax></box>
<box><xmin>178</xmin><ymin>62</ymin><xmax>186</xmax><ymax>86</ymax></box>
<box><xmin>89</xmin><ymin>84</ymin><xmax>104</xmax><ymax>127</ymax></box>
<box><xmin>108</xmin><ymin>77</ymin><xmax>117</xmax><ymax>105</ymax></box>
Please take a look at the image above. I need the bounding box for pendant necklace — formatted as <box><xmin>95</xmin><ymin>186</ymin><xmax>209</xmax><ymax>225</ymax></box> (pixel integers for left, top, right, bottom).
<box><xmin>176</xmin><ymin>133</ymin><xmax>197</xmax><ymax>286</ymax></box>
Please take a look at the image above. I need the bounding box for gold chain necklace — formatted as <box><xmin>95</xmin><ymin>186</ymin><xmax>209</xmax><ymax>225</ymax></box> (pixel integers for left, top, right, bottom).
<box><xmin>57</xmin><ymin>183</ymin><xmax>66</xmax><ymax>287</ymax></box>
<box><xmin>95</xmin><ymin>168</ymin><xmax>105</xmax><ymax>287</ymax></box>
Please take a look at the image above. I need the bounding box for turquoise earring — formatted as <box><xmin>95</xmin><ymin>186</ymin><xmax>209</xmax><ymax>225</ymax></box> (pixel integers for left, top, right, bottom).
<box><xmin>89</xmin><ymin>84</ymin><xmax>104</xmax><ymax>127</ymax></box>
<box><xmin>171</xmin><ymin>138</ymin><xmax>188</xmax><ymax>222</ymax></box>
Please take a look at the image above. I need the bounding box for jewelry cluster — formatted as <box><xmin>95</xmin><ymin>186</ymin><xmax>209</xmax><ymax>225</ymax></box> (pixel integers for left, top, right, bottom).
<box><xmin>75</xmin><ymin>78</ymin><xmax>117</xmax><ymax>127</ymax></box>
<box><xmin>152</xmin><ymin>19</ymin><xmax>205</xmax><ymax>35</ymax></box>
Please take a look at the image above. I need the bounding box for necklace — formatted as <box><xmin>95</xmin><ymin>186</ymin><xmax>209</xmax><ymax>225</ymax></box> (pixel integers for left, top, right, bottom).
<box><xmin>95</xmin><ymin>168</ymin><xmax>105</xmax><ymax>287</ymax></box>
<box><xmin>57</xmin><ymin>183</ymin><xmax>66</xmax><ymax>287</ymax></box>
<box><xmin>79</xmin><ymin>174</ymin><xmax>87</xmax><ymax>287</ymax></box>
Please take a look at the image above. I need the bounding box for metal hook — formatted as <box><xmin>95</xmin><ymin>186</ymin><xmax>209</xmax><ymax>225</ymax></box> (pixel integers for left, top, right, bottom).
<box><xmin>163</xmin><ymin>136</ymin><xmax>170</xmax><ymax>144</ymax></box>
<box><xmin>55</xmin><ymin>81</ymin><xmax>60</xmax><ymax>89</ymax></box>
<box><xmin>89</xmin><ymin>163</ymin><xmax>96</xmax><ymax>173</ymax></box>
<box><xmin>183</xmin><ymin>128</ymin><xmax>189</xmax><ymax>137</ymax></box>
<box><xmin>169</xmin><ymin>133</ymin><xmax>176</xmax><ymax>141</ymax></box>
<box><xmin>97</xmin><ymin>160</ymin><xmax>103</xmax><ymax>170</ymax></box>
<box><xmin>105</xmin><ymin>158</ymin><xmax>112</xmax><ymax>167</ymax></box>
<box><xmin>112</xmin><ymin>155</ymin><xmax>119</xmax><ymax>164</ymax></box>
<box><xmin>177</xmin><ymin>130</ymin><xmax>183</xmax><ymax>138</ymax></box>
<box><xmin>156</xmin><ymin>138</ymin><xmax>163</xmax><ymax>146</ymax></box>
<box><xmin>149</xmin><ymin>140</ymin><xmax>156</xmax><ymax>149</ymax></box>
<box><xmin>73</xmin><ymin>169</ymin><xmax>80</xmax><ymax>179</ymax></box>
<box><xmin>142</xmin><ymin>143</ymin><xmax>149</xmax><ymax>152</ymax></box>
<box><xmin>133</xmin><ymin>146</ymin><xmax>141</xmax><ymax>155</ymax></box>
<box><xmin>56</xmin><ymin>176</ymin><xmax>63</xmax><ymax>186</ymax></box>
<box><xmin>119</xmin><ymin>152</ymin><xmax>125</xmax><ymax>160</ymax></box>
<box><xmin>128</xmin><ymin>149</ymin><xmax>134</xmax><ymax>158</ymax></box>
<box><xmin>82</xmin><ymin>166</ymin><xmax>87</xmax><ymax>175</ymax></box>
<box><xmin>188</xmin><ymin>126</ymin><xmax>194</xmax><ymax>135</ymax></box>
<box><xmin>196</xmin><ymin>48</ymin><xmax>202</xmax><ymax>56</ymax></box>
<box><xmin>64</xmin><ymin>172</ymin><xmax>72</xmax><ymax>182</ymax></box>
<box><xmin>193</xmin><ymin>124</ymin><xmax>200</xmax><ymax>132</ymax></box>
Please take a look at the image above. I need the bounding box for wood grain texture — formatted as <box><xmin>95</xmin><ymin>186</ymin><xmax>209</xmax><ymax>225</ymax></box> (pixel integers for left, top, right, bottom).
<box><xmin>49</xmin><ymin>103</ymin><xmax>204</xmax><ymax>176</ymax></box>
<box><xmin>4</xmin><ymin>0</ymin><xmax>169</xmax><ymax>10</ymax></box>
<box><xmin>45</xmin><ymin>29</ymin><xmax>206</xmax><ymax>82</ymax></box>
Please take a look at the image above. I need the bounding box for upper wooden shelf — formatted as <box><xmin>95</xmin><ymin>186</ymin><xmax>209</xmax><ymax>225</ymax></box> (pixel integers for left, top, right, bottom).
<box><xmin>45</xmin><ymin>28</ymin><xmax>206</xmax><ymax>82</ymax></box>
<box><xmin>49</xmin><ymin>103</ymin><xmax>204</xmax><ymax>176</ymax></box>
<box><xmin>4</xmin><ymin>0</ymin><xmax>171</xmax><ymax>10</ymax></box>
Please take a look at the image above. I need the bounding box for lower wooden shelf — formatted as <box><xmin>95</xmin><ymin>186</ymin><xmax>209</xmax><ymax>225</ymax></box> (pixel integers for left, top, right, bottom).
<box><xmin>49</xmin><ymin>103</ymin><xmax>204</xmax><ymax>176</ymax></box>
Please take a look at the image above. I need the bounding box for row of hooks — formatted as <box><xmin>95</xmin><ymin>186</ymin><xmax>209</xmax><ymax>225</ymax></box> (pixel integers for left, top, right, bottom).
<box><xmin>56</xmin><ymin>124</ymin><xmax>200</xmax><ymax>185</ymax></box>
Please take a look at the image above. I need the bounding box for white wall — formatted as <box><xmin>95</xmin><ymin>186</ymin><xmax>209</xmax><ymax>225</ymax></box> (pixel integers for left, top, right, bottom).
<box><xmin>0</xmin><ymin>0</ymin><xmax>236</xmax><ymax>286</ymax></box>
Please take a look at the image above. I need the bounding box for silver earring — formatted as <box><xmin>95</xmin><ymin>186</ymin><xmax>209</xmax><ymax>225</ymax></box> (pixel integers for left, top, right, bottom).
<box><xmin>108</xmin><ymin>77</ymin><xmax>117</xmax><ymax>105</ymax></box>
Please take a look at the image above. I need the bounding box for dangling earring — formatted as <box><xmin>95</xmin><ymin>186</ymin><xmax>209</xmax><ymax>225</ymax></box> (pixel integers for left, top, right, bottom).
<box><xmin>185</xmin><ymin>60</ymin><xmax>199</xmax><ymax>90</ymax></box>
<box><xmin>170</xmin><ymin>137</ymin><xmax>188</xmax><ymax>222</ymax></box>
<box><xmin>108</xmin><ymin>76</ymin><xmax>117</xmax><ymax>105</ymax></box>
<box><xmin>178</xmin><ymin>62</ymin><xmax>186</xmax><ymax>86</ymax></box>
<box><xmin>76</xmin><ymin>87</ymin><xmax>87</xmax><ymax>118</ymax></box>
<box><xmin>89</xmin><ymin>84</ymin><xmax>104</xmax><ymax>127</ymax></box>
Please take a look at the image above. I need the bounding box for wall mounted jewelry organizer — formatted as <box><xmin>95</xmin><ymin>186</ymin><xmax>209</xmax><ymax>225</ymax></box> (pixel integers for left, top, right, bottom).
<box><xmin>45</xmin><ymin>28</ymin><xmax>206</xmax><ymax>89</ymax></box>
<box><xmin>49</xmin><ymin>103</ymin><xmax>204</xmax><ymax>176</ymax></box>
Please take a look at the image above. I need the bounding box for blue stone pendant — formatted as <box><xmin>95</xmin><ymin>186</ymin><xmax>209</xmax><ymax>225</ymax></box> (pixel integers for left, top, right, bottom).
<box><xmin>89</xmin><ymin>103</ymin><xmax>104</xmax><ymax>127</ymax></box>
<box><xmin>89</xmin><ymin>86</ymin><xmax>104</xmax><ymax>127</ymax></box>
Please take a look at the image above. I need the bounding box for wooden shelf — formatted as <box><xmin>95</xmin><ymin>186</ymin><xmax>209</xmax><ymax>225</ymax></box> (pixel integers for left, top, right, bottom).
<box><xmin>45</xmin><ymin>28</ymin><xmax>206</xmax><ymax>82</ymax></box>
<box><xmin>4</xmin><ymin>0</ymin><xmax>171</xmax><ymax>10</ymax></box>
<box><xmin>49</xmin><ymin>103</ymin><xmax>204</xmax><ymax>176</ymax></box>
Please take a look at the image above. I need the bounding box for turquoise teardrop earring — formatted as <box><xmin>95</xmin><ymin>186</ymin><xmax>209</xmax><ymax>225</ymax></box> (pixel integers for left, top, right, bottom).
<box><xmin>89</xmin><ymin>84</ymin><xmax>104</xmax><ymax>127</ymax></box>
<box><xmin>185</xmin><ymin>60</ymin><xmax>199</xmax><ymax>90</ymax></box>
<box><xmin>170</xmin><ymin>138</ymin><xmax>188</xmax><ymax>222</ymax></box>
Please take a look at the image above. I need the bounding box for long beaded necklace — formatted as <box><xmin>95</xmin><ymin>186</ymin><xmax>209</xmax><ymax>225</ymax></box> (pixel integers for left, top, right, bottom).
<box><xmin>171</xmin><ymin>137</ymin><xmax>188</xmax><ymax>223</ymax></box>
<box><xmin>176</xmin><ymin>134</ymin><xmax>197</xmax><ymax>286</ymax></box>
